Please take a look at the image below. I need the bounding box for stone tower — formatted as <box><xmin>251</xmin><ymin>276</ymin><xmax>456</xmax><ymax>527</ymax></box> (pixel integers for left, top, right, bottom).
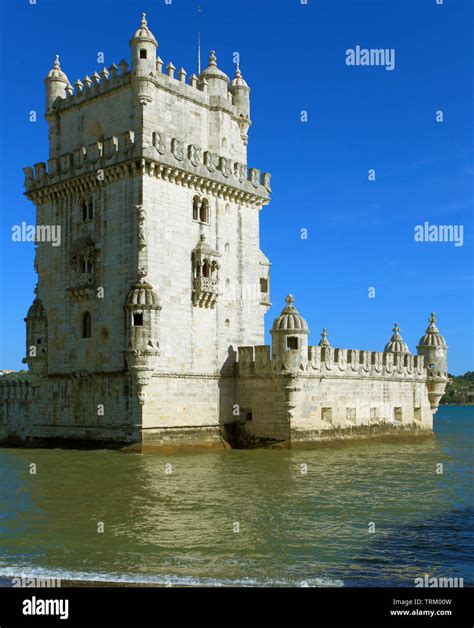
<box><xmin>1</xmin><ymin>14</ymin><xmax>446</xmax><ymax>452</ymax></box>
<box><xmin>20</xmin><ymin>14</ymin><xmax>272</xmax><ymax>449</ymax></box>
<box><xmin>417</xmin><ymin>313</ymin><xmax>449</xmax><ymax>410</ymax></box>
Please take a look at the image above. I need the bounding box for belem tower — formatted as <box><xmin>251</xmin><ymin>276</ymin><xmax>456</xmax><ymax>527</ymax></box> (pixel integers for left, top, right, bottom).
<box><xmin>0</xmin><ymin>15</ymin><xmax>449</xmax><ymax>452</ymax></box>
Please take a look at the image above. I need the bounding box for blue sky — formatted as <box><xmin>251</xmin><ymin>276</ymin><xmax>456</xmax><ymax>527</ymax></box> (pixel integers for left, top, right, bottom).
<box><xmin>0</xmin><ymin>0</ymin><xmax>472</xmax><ymax>373</ymax></box>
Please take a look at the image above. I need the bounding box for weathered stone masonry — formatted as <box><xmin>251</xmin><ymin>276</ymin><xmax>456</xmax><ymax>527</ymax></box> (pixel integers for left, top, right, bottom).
<box><xmin>0</xmin><ymin>15</ymin><xmax>448</xmax><ymax>451</ymax></box>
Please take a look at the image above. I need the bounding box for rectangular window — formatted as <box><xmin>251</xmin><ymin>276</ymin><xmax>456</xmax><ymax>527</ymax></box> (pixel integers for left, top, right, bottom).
<box><xmin>287</xmin><ymin>336</ymin><xmax>298</xmax><ymax>350</ymax></box>
<box><xmin>370</xmin><ymin>407</ymin><xmax>379</xmax><ymax>420</ymax></box>
<box><xmin>133</xmin><ymin>313</ymin><xmax>143</xmax><ymax>327</ymax></box>
<box><xmin>140</xmin><ymin>49</ymin><xmax>147</xmax><ymax>59</ymax></box>
<box><xmin>414</xmin><ymin>407</ymin><xmax>422</xmax><ymax>422</ymax></box>
<box><xmin>260</xmin><ymin>278</ymin><xmax>268</xmax><ymax>293</ymax></box>
<box><xmin>321</xmin><ymin>407</ymin><xmax>332</xmax><ymax>423</ymax></box>
<box><xmin>246</xmin><ymin>412</ymin><xmax>253</xmax><ymax>422</ymax></box>
<box><xmin>394</xmin><ymin>407</ymin><xmax>402</xmax><ymax>422</ymax></box>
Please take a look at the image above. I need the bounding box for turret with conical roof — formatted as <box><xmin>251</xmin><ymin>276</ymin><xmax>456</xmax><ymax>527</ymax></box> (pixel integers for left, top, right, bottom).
<box><xmin>130</xmin><ymin>13</ymin><xmax>158</xmax><ymax>78</ymax></box>
<box><xmin>44</xmin><ymin>55</ymin><xmax>69</xmax><ymax>111</ymax></box>
<box><xmin>384</xmin><ymin>323</ymin><xmax>410</xmax><ymax>355</ymax></box>
<box><xmin>271</xmin><ymin>295</ymin><xmax>309</xmax><ymax>372</ymax></box>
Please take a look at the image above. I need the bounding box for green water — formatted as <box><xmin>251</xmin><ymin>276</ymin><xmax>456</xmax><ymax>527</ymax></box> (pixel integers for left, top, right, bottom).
<box><xmin>0</xmin><ymin>407</ymin><xmax>472</xmax><ymax>587</ymax></box>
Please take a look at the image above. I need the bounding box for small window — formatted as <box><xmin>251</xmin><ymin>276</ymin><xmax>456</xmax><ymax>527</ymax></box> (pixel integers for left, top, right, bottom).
<box><xmin>414</xmin><ymin>407</ymin><xmax>422</xmax><ymax>422</ymax></box>
<box><xmin>370</xmin><ymin>407</ymin><xmax>379</xmax><ymax>420</ymax></box>
<box><xmin>82</xmin><ymin>312</ymin><xmax>92</xmax><ymax>338</ymax></box>
<box><xmin>346</xmin><ymin>407</ymin><xmax>356</xmax><ymax>420</ymax></box>
<box><xmin>287</xmin><ymin>336</ymin><xmax>298</xmax><ymax>350</ymax></box>
<box><xmin>193</xmin><ymin>196</ymin><xmax>210</xmax><ymax>224</ymax></box>
<box><xmin>202</xmin><ymin>259</ymin><xmax>210</xmax><ymax>278</ymax></box>
<box><xmin>225</xmin><ymin>319</ymin><xmax>230</xmax><ymax>328</ymax></box>
<box><xmin>82</xmin><ymin>259</ymin><xmax>93</xmax><ymax>273</ymax></box>
<box><xmin>133</xmin><ymin>313</ymin><xmax>143</xmax><ymax>326</ymax></box>
<box><xmin>322</xmin><ymin>407</ymin><xmax>332</xmax><ymax>423</ymax></box>
<box><xmin>37</xmin><ymin>338</ymin><xmax>42</xmax><ymax>345</ymax></box>
<box><xmin>394</xmin><ymin>407</ymin><xmax>402</xmax><ymax>422</ymax></box>
<box><xmin>260</xmin><ymin>278</ymin><xmax>268</xmax><ymax>293</ymax></box>
<box><xmin>81</xmin><ymin>199</ymin><xmax>93</xmax><ymax>221</ymax></box>
<box><xmin>225</xmin><ymin>243</ymin><xmax>230</xmax><ymax>253</ymax></box>
<box><xmin>200</xmin><ymin>198</ymin><xmax>210</xmax><ymax>223</ymax></box>
<box><xmin>193</xmin><ymin>196</ymin><xmax>200</xmax><ymax>221</ymax></box>
<box><xmin>246</xmin><ymin>412</ymin><xmax>253</xmax><ymax>422</ymax></box>
<box><xmin>140</xmin><ymin>49</ymin><xmax>147</xmax><ymax>59</ymax></box>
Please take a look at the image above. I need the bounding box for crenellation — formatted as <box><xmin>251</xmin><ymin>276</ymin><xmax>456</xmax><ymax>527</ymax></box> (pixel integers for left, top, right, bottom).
<box><xmin>23</xmin><ymin>130</ymin><xmax>271</xmax><ymax>204</ymax></box>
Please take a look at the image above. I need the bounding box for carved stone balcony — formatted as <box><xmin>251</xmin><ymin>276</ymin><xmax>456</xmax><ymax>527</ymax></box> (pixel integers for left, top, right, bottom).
<box><xmin>192</xmin><ymin>276</ymin><xmax>218</xmax><ymax>308</ymax></box>
<box><xmin>68</xmin><ymin>272</ymin><xmax>95</xmax><ymax>301</ymax></box>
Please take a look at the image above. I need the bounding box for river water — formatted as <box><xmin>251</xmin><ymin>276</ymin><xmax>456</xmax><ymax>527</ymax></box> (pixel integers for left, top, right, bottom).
<box><xmin>0</xmin><ymin>406</ymin><xmax>472</xmax><ymax>587</ymax></box>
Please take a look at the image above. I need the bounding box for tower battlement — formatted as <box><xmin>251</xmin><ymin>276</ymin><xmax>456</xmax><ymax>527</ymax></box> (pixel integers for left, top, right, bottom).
<box><xmin>54</xmin><ymin>57</ymin><xmax>239</xmax><ymax>113</ymax></box>
<box><xmin>23</xmin><ymin>131</ymin><xmax>271</xmax><ymax>202</ymax></box>
<box><xmin>237</xmin><ymin>344</ymin><xmax>426</xmax><ymax>379</ymax></box>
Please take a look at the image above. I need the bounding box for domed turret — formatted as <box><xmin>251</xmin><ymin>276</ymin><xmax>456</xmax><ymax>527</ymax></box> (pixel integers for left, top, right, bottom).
<box><xmin>44</xmin><ymin>55</ymin><xmax>69</xmax><ymax>111</ymax></box>
<box><xmin>124</xmin><ymin>278</ymin><xmax>161</xmax><ymax>394</ymax></box>
<box><xmin>384</xmin><ymin>323</ymin><xmax>410</xmax><ymax>354</ymax></box>
<box><xmin>417</xmin><ymin>312</ymin><xmax>448</xmax><ymax>412</ymax></box>
<box><xmin>125</xmin><ymin>279</ymin><xmax>161</xmax><ymax>308</ymax></box>
<box><xmin>271</xmin><ymin>295</ymin><xmax>309</xmax><ymax>371</ymax></box>
<box><xmin>199</xmin><ymin>51</ymin><xmax>229</xmax><ymax>97</ymax></box>
<box><xmin>230</xmin><ymin>63</ymin><xmax>250</xmax><ymax>116</ymax></box>
<box><xmin>417</xmin><ymin>313</ymin><xmax>448</xmax><ymax>377</ymax></box>
<box><xmin>24</xmin><ymin>297</ymin><xmax>48</xmax><ymax>375</ymax></box>
<box><xmin>130</xmin><ymin>13</ymin><xmax>158</xmax><ymax>77</ymax></box>
<box><xmin>229</xmin><ymin>63</ymin><xmax>251</xmax><ymax>145</ymax></box>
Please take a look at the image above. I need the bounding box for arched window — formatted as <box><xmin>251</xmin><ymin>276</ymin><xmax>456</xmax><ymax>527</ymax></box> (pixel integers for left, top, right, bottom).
<box><xmin>200</xmin><ymin>198</ymin><xmax>209</xmax><ymax>224</ymax></box>
<box><xmin>222</xmin><ymin>138</ymin><xmax>227</xmax><ymax>149</ymax></box>
<box><xmin>82</xmin><ymin>312</ymin><xmax>92</xmax><ymax>338</ymax></box>
<box><xmin>224</xmin><ymin>242</ymin><xmax>230</xmax><ymax>253</ymax></box>
<box><xmin>193</xmin><ymin>195</ymin><xmax>200</xmax><ymax>221</ymax></box>
<box><xmin>202</xmin><ymin>259</ymin><xmax>210</xmax><ymax>278</ymax></box>
<box><xmin>81</xmin><ymin>199</ymin><xmax>93</xmax><ymax>221</ymax></box>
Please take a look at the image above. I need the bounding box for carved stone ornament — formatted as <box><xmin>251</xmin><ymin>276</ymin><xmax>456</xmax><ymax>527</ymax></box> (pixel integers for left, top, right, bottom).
<box><xmin>171</xmin><ymin>138</ymin><xmax>184</xmax><ymax>161</ymax></box>
<box><xmin>220</xmin><ymin>157</ymin><xmax>231</xmax><ymax>178</ymax></box>
<box><xmin>204</xmin><ymin>151</ymin><xmax>219</xmax><ymax>173</ymax></box>
<box><xmin>152</xmin><ymin>131</ymin><xmax>166</xmax><ymax>155</ymax></box>
<box><xmin>188</xmin><ymin>144</ymin><xmax>202</xmax><ymax>167</ymax></box>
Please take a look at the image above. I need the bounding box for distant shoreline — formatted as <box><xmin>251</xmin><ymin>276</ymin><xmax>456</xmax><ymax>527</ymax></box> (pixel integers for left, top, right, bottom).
<box><xmin>441</xmin><ymin>403</ymin><xmax>474</xmax><ymax>406</ymax></box>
